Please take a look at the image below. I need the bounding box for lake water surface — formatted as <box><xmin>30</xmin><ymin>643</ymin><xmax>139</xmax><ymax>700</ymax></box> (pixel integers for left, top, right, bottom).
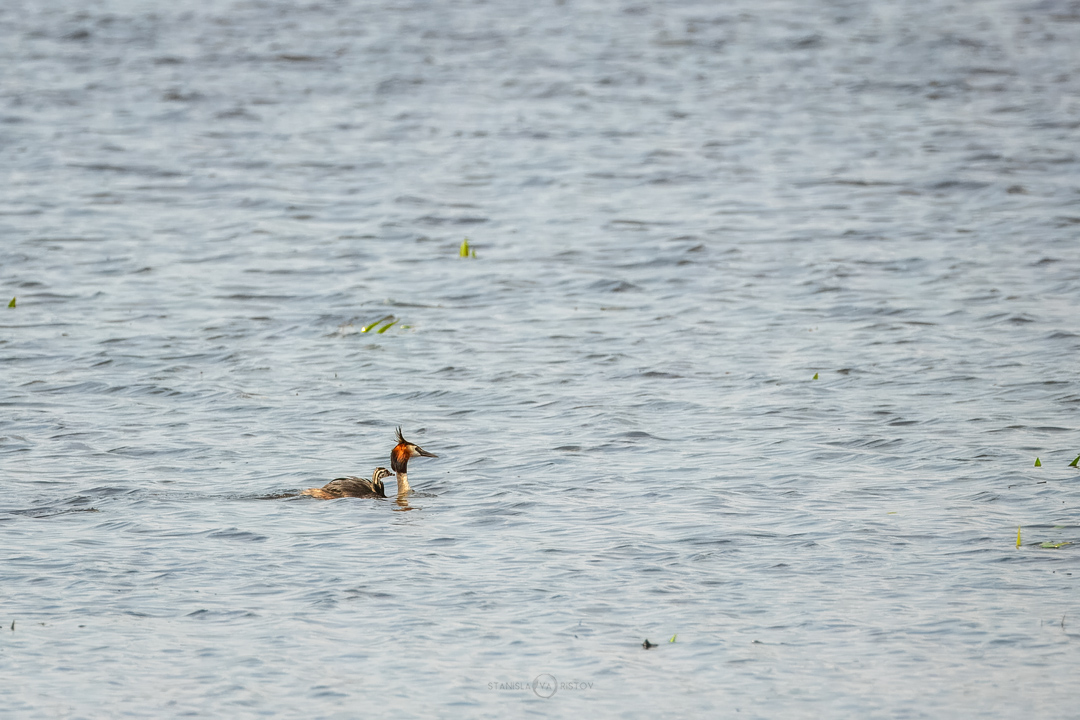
<box><xmin>2</xmin><ymin>0</ymin><xmax>1080</xmax><ymax>717</ymax></box>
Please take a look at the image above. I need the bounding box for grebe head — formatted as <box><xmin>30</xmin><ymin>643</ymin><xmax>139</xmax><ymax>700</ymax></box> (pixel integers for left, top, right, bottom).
<box><xmin>371</xmin><ymin>466</ymin><xmax>392</xmax><ymax>496</ymax></box>
<box><xmin>390</xmin><ymin>427</ymin><xmax>438</xmax><ymax>473</ymax></box>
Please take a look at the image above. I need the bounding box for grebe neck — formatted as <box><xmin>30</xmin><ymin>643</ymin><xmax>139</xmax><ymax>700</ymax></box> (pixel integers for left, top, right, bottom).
<box><xmin>396</xmin><ymin>471</ymin><xmax>410</xmax><ymax>495</ymax></box>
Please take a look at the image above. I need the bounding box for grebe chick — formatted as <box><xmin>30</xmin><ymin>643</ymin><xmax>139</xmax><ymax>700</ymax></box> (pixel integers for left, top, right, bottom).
<box><xmin>302</xmin><ymin>467</ymin><xmax>392</xmax><ymax>500</ymax></box>
<box><xmin>390</xmin><ymin>427</ymin><xmax>438</xmax><ymax>495</ymax></box>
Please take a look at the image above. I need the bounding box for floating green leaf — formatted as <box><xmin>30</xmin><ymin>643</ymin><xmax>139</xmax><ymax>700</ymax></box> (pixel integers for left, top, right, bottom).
<box><xmin>1040</xmin><ymin>541</ymin><xmax>1071</xmax><ymax>549</ymax></box>
<box><xmin>460</xmin><ymin>238</ymin><xmax>470</xmax><ymax>257</ymax></box>
<box><xmin>361</xmin><ymin>315</ymin><xmax>394</xmax><ymax>333</ymax></box>
<box><xmin>1034</xmin><ymin>457</ymin><xmax>1042</xmax><ymax>467</ymax></box>
<box><xmin>376</xmin><ymin>320</ymin><xmax>397</xmax><ymax>334</ymax></box>
<box><xmin>1070</xmin><ymin>455</ymin><xmax>1079</xmax><ymax>468</ymax></box>
<box><xmin>7</xmin><ymin>297</ymin><xmax>14</xmax><ymax>308</ymax></box>
<box><xmin>669</xmin><ymin>634</ymin><xmax>677</xmax><ymax>643</ymax></box>
<box><xmin>812</xmin><ymin>373</ymin><xmax>818</xmax><ymax>380</ymax></box>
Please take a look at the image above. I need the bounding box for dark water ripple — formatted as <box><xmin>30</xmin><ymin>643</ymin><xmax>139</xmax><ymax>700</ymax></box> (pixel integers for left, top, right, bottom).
<box><xmin>3</xmin><ymin>0</ymin><xmax>1080</xmax><ymax>717</ymax></box>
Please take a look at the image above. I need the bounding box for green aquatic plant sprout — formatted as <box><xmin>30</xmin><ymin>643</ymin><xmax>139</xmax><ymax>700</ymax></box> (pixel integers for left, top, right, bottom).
<box><xmin>1017</xmin><ymin>526</ymin><xmax>1021</xmax><ymax>548</ymax></box>
<box><xmin>355</xmin><ymin>316</ymin><xmax>403</xmax><ymax>334</ymax></box>
<box><xmin>669</xmin><ymin>634</ymin><xmax>677</xmax><ymax>643</ymax></box>
<box><xmin>1070</xmin><ymin>455</ymin><xmax>1079</xmax><ymax>468</ymax></box>
<box><xmin>361</xmin><ymin>315</ymin><xmax>394</xmax><ymax>333</ymax></box>
<box><xmin>812</xmin><ymin>373</ymin><xmax>819</xmax><ymax>380</ymax></box>
<box><xmin>460</xmin><ymin>238</ymin><xmax>470</xmax><ymax>257</ymax></box>
<box><xmin>1035</xmin><ymin>457</ymin><xmax>1042</xmax><ymax>467</ymax></box>
<box><xmin>7</xmin><ymin>297</ymin><xmax>14</xmax><ymax>308</ymax></box>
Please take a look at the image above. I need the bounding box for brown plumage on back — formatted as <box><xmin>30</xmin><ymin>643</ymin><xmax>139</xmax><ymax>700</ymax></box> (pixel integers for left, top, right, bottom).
<box><xmin>301</xmin><ymin>467</ymin><xmax>392</xmax><ymax>499</ymax></box>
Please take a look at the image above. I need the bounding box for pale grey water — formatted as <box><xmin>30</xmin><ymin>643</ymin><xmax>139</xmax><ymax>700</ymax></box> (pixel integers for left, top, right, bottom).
<box><xmin>2</xmin><ymin>0</ymin><xmax>1080</xmax><ymax>716</ymax></box>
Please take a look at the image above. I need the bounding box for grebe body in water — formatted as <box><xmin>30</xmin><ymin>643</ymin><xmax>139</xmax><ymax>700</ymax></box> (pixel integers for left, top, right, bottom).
<box><xmin>390</xmin><ymin>427</ymin><xmax>438</xmax><ymax>495</ymax></box>
<box><xmin>301</xmin><ymin>428</ymin><xmax>437</xmax><ymax>500</ymax></box>
<box><xmin>302</xmin><ymin>467</ymin><xmax>392</xmax><ymax>499</ymax></box>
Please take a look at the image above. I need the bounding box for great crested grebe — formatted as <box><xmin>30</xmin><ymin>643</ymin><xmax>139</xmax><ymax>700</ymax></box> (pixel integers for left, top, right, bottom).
<box><xmin>300</xmin><ymin>428</ymin><xmax>437</xmax><ymax>500</ymax></box>
<box><xmin>390</xmin><ymin>427</ymin><xmax>438</xmax><ymax>495</ymax></box>
<box><xmin>302</xmin><ymin>467</ymin><xmax>392</xmax><ymax>499</ymax></box>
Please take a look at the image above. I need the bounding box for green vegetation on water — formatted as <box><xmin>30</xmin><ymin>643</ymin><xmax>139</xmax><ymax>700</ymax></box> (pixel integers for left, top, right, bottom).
<box><xmin>361</xmin><ymin>315</ymin><xmax>394</xmax><ymax>333</ymax></box>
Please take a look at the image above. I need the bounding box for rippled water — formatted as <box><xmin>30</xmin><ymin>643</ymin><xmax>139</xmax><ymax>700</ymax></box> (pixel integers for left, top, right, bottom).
<box><xmin>3</xmin><ymin>0</ymin><xmax>1080</xmax><ymax>716</ymax></box>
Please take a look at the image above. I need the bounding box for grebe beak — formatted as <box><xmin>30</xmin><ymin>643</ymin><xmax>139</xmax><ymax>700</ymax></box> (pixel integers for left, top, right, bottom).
<box><xmin>415</xmin><ymin>446</ymin><xmax>438</xmax><ymax>458</ymax></box>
